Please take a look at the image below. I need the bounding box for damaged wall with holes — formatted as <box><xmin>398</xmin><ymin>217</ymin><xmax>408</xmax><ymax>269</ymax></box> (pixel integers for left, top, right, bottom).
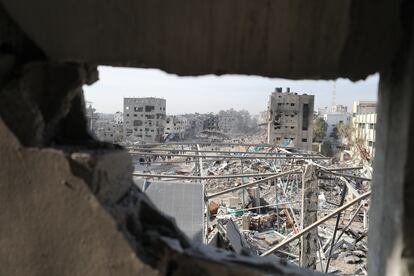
<box><xmin>267</xmin><ymin>88</ymin><xmax>314</xmax><ymax>151</ymax></box>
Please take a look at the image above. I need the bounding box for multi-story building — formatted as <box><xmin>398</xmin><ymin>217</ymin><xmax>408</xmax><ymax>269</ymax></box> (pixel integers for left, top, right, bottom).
<box><xmin>165</xmin><ymin>115</ymin><xmax>189</xmax><ymax>139</ymax></box>
<box><xmin>114</xmin><ymin>111</ymin><xmax>123</xmax><ymax>124</ymax></box>
<box><xmin>323</xmin><ymin>112</ymin><xmax>351</xmax><ymax>140</ymax></box>
<box><xmin>351</xmin><ymin>101</ymin><xmax>377</xmax><ymax>159</ymax></box>
<box><xmin>267</xmin><ymin>87</ymin><xmax>314</xmax><ymax>150</ymax></box>
<box><xmin>94</xmin><ymin>118</ymin><xmax>124</xmax><ymax>144</ymax></box>
<box><xmin>316</xmin><ymin>107</ymin><xmax>329</xmax><ymax>118</ymax></box>
<box><xmin>331</xmin><ymin>104</ymin><xmax>348</xmax><ymax>113</ymax></box>
<box><xmin>123</xmin><ymin>97</ymin><xmax>166</xmax><ymax>142</ymax></box>
<box><xmin>85</xmin><ymin>104</ymin><xmax>98</xmax><ymax>132</ymax></box>
<box><xmin>352</xmin><ymin>101</ymin><xmax>376</xmax><ymax>116</ymax></box>
<box><xmin>217</xmin><ymin>109</ymin><xmax>255</xmax><ymax>134</ymax></box>
<box><xmin>217</xmin><ymin>109</ymin><xmax>238</xmax><ymax>133</ymax></box>
<box><xmin>202</xmin><ymin>113</ymin><xmax>220</xmax><ymax>131</ymax></box>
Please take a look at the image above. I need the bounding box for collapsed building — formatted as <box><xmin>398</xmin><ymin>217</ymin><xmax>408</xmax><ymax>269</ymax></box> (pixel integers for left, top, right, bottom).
<box><xmin>217</xmin><ymin>109</ymin><xmax>257</xmax><ymax>134</ymax></box>
<box><xmin>93</xmin><ymin>114</ymin><xmax>124</xmax><ymax>144</ymax></box>
<box><xmin>123</xmin><ymin>97</ymin><xmax>167</xmax><ymax>142</ymax></box>
<box><xmin>267</xmin><ymin>88</ymin><xmax>314</xmax><ymax>150</ymax></box>
<box><xmin>165</xmin><ymin>115</ymin><xmax>189</xmax><ymax>140</ymax></box>
<box><xmin>130</xmin><ymin>140</ymin><xmax>372</xmax><ymax>274</ymax></box>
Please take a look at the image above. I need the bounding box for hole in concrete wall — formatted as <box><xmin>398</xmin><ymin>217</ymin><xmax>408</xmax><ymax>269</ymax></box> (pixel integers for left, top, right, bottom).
<box><xmin>83</xmin><ymin>66</ymin><xmax>378</xmax><ymax>273</ymax></box>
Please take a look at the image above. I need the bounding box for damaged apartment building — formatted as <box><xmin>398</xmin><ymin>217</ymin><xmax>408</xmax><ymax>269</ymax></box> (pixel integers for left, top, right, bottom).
<box><xmin>123</xmin><ymin>97</ymin><xmax>166</xmax><ymax>142</ymax></box>
<box><xmin>165</xmin><ymin>115</ymin><xmax>189</xmax><ymax>140</ymax></box>
<box><xmin>267</xmin><ymin>88</ymin><xmax>314</xmax><ymax>150</ymax></box>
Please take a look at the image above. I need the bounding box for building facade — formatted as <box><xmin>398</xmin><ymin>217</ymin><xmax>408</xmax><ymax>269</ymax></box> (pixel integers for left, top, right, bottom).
<box><xmin>85</xmin><ymin>104</ymin><xmax>98</xmax><ymax>132</ymax></box>
<box><xmin>165</xmin><ymin>115</ymin><xmax>189</xmax><ymax>139</ymax></box>
<box><xmin>267</xmin><ymin>87</ymin><xmax>314</xmax><ymax>150</ymax></box>
<box><xmin>323</xmin><ymin>112</ymin><xmax>351</xmax><ymax>140</ymax></box>
<box><xmin>331</xmin><ymin>104</ymin><xmax>348</xmax><ymax>113</ymax></box>
<box><xmin>351</xmin><ymin>101</ymin><xmax>377</xmax><ymax>159</ymax></box>
<box><xmin>123</xmin><ymin>97</ymin><xmax>166</xmax><ymax>142</ymax></box>
<box><xmin>202</xmin><ymin>114</ymin><xmax>220</xmax><ymax>131</ymax></box>
<box><xmin>114</xmin><ymin>111</ymin><xmax>123</xmax><ymax>124</ymax></box>
<box><xmin>94</xmin><ymin>118</ymin><xmax>124</xmax><ymax>144</ymax></box>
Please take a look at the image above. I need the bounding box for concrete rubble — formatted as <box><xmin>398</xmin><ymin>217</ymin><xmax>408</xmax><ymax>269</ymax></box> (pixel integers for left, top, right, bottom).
<box><xmin>131</xmin><ymin>134</ymin><xmax>372</xmax><ymax>275</ymax></box>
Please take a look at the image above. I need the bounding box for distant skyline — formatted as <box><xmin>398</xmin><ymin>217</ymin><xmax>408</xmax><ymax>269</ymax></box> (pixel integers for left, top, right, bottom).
<box><xmin>84</xmin><ymin>66</ymin><xmax>379</xmax><ymax>115</ymax></box>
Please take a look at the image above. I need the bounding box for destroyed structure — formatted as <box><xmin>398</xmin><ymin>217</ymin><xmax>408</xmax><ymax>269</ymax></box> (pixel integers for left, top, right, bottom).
<box><xmin>165</xmin><ymin>115</ymin><xmax>189</xmax><ymax>140</ymax></box>
<box><xmin>217</xmin><ymin>109</ymin><xmax>258</xmax><ymax>134</ymax></box>
<box><xmin>93</xmin><ymin>113</ymin><xmax>124</xmax><ymax>143</ymax></box>
<box><xmin>0</xmin><ymin>1</ymin><xmax>413</xmax><ymax>276</ymax></box>
<box><xmin>267</xmin><ymin>88</ymin><xmax>314</xmax><ymax>150</ymax></box>
<box><xmin>131</xmin><ymin>140</ymin><xmax>372</xmax><ymax>274</ymax></box>
<box><xmin>85</xmin><ymin>103</ymin><xmax>98</xmax><ymax>132</ymax></box>
<box><xmin>123</xmin><ymin>97</ymin><xmax>167</xmax><ymax>142</ymax></box>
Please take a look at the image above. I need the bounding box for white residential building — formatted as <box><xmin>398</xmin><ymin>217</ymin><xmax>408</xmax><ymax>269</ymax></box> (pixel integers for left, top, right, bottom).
<box><xmin>351</xmin><ymin>101</ymin><xmax>377</xmax><ymax>160</ymax></box>
<box><xmin>331</xmin><ymin>104</ymin><xmax>348</xmax><ymax>113</ymax></box>
<box><xmin>323</xmin><ymin>112</ymin><xmax>351</xmax><ymax>140</ymax></box>
<box><xmin>94</xmin><ymin>120</ymin><xmax>123</xmax><ymax>144</ymax></box>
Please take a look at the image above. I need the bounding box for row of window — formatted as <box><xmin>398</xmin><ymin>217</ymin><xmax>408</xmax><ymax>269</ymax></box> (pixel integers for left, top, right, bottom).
<box><xmin>273</xmin><ymin>137</ymin><xmax>308</xmax><ymax>142</ymax></box>
<box><xmin>358</xmin><ymin>123</ymin><xmax>376</xmax><ymax>129</ymax></box>
<box><xmin>125</xmin><ymin>106</ymin><xmax>166</xmax><ymax>112</ymax></box>
<box><xmin>274</xmin><ymin>126</ymin><xmax>296</xmax><ymax>130</ymax></box>
<box><xmin>125</xmin><ymin>113</ymin><xmax>166</xmax><ymax>119</ymax></box>
<box><xmin>277</xmin><ymin>103</ymin><xmax>296</xmax><ymax>106</ymax></box>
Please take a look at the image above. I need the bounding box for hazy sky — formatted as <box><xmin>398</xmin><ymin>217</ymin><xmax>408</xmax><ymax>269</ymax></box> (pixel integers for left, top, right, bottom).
<box><xmin>84</xmin><ymin>66</ymin><xmax>379</xmax><ymax>115</ymax></box>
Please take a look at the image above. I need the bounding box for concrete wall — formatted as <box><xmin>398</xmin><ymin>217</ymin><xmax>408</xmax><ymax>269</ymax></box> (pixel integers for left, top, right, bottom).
<box><xmin>323</xmin><ymin>112</ymin><xmax>351</xmax><ymax>140</ymax></box>
<box><xmin>123</xmin><ymin>97</ymin><xmax>166</xmax><ymax>142</ymax></box>
<box><xmin>267</xmin><ymin>88</ymin><xmax>314</xmax><ymax>150</ymax></box>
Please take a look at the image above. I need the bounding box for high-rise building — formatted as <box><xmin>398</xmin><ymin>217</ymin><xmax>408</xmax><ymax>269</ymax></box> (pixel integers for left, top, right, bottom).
<box><xmin>123</xmin><ymin>97</ymin><xmax>166</xmax><ymax>142</ymax></box>
<box><xmin>267</xmin><ymin>87</ymin><xmax>314</xmax><ymax>150</ymax></box>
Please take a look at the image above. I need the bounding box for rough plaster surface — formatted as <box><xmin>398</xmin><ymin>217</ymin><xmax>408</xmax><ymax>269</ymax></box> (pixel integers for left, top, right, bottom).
<box><xmin>300</xmin><ymin>165</ymin><xmax>318</xmax><ymax>269</ymax></box>
<box><xmin>0</xmin><ymin>119</ymin><xmax>156</xmax><ymax>276</ymax></box>
<box><xmin>0</xmin><ymin>0</ymin><xmax>401</xmax><ymax>80</ymax></box>
<box><xmin>369</xmin><ymin>5</ymin><xmax>414</xmax><ymax>274</ymax></box>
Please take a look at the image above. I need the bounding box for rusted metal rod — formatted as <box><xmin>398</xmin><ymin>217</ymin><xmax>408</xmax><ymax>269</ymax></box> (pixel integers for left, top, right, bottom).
<box><xmin>129</xmin><ymin>151</ymin><xmax>330</xmax><ymax>160</ymax></box>
<box><xmin>130</xmin><ymin>147</ymin><xmax>322</xmax><ymax>157</ymax></box>
<box><xmin>206</xmin><ymin>168</ymin><xmax>302</xmax><ymax>199</ymax></box>
<box><xmin>260</xmin><ymin>191</ymin><xmax>371</xmax><ymax>256</ymax></box>
<box><xmin>133</xmin><ymin>171</ymin><xmax>300</xmax><ymax>180</ymax></box>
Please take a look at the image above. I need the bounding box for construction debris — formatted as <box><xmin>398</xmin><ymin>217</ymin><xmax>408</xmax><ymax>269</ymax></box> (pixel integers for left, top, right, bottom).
<box><xmin>131</xmin><ymin>135</ymin><xmax>372</xmax><ymax>275</ymax></box>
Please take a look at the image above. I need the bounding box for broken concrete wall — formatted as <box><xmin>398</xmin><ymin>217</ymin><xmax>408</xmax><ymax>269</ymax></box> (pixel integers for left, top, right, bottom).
<box><xmin>0</xmin><ymin>118</ymin><xmax>156</xmax><ymax>276</ymax></box>
<box><xmin>0</xmin><ymin>0</ymin><xmax>401</xmax><ymax>80</ymax></box>
<box><xmin>300</xmin><ymin>165</ymin><xmax>318</xmax><ymax>269</ymax></box>
<box><xmin>369</xmin><ymin>2</ymin><xmax>414</xmax><ymax>274</ymax></box>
